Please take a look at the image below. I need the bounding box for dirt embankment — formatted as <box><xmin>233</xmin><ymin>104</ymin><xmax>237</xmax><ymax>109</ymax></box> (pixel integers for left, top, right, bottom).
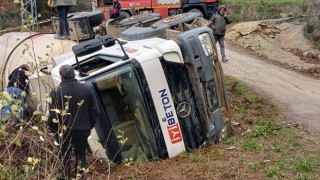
<box><xmin>226</xmin><ymin>19</ymin><xmax>320</xmax><ymax>78</ymax></box>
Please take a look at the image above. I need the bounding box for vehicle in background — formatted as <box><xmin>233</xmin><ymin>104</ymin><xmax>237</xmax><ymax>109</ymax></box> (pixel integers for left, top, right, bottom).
<box><xmin>96</xmin><ymin>0</ymin><xmax>219</xmax><ymax>19</ymax></box>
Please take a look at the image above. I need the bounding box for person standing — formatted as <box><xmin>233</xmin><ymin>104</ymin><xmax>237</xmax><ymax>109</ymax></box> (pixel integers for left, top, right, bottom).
<box><xmin>2</xmin><ymin>64</ymin><xmax>30</xmax><ymax>122</ymax></box>
<box><xmin>48</xmin><ymin>65</ymin><xmax>100</xmax><ymax>179</ymax></box>
<box><xmin>52</xmin><ymin>0</ymin><xmax>77</xmax><ymax>40</ymax></box>
<box><xmin>210</xmin><ymin>5</ymin><xmax>231</xmax><ymax>62</ymax></box>
<box><xmin>111</xmin><ymin>0</ymin><xmax>121</xmax><ymax>19</ymax></box>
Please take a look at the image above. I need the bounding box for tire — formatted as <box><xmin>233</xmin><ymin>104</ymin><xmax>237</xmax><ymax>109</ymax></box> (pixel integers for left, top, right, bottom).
<box><xmin>188</xmin><ymin>8</ymin><xmax>203</xmax><ymax>18</ymax></box>
<box><xmin>118</xmin><ymin>13</ymin><xmax>161</xmax><ymax>26</ymax></box>
<box><xmin>121</xmin><ymin>24</ymin><xmax>170</xmax><ymax>41</ymax></box>
<box><xmin>120</xmin><ymin>11</ymin><xmax>131</xmax><ymax>18</ymax></box>
<box><xmin>152</xmin><ymin>12</ymin><xmax>201</xmax><ymax>29</ymax></box>
<box><xmin>70</xmin><ymin>11</ymin><xmax>105</xmax><ymax>28</ymax></box>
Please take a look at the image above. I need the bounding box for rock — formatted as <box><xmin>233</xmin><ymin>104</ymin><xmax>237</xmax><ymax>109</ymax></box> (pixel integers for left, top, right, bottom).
<box><xmin>268</xmin><ymin>35</ymin><xmax>275</xmax><ymax>38</ymax></box>
<box><xmin>264</xmin><ymin>29</ymin><xmax>272</xmax><ymax>34</ymax></box>
<box><xmin>303</xmin><ymin>51</ymin><xmax>308</xmax><ymax>57</ymax></box>
<box><xmin>231</xmin><ymin>21</ymin><xmax>260</xmax><ymax>36</ymax></box>
<box><xmin>243</xmin><ymin>44</ymin><xmax>251</xmax><ymax>49</ymax></box>
<box><xmin>280</xmin><ymin>13</ymin><xmax>289</xmax><ymax>18</ymax></box>
<box><xmin>308</xmin><ymin>50</ymin><xmax>319</xmax><ymax>59</ymax></box>
<box><xmin>244</xmin><ymin>128</ymin><xmax>251</xmax><ymax>134</ymax></box>
<box><xmin>275</xmin><ymin>23</ymin><xmax>291</xmax><ymax>31</ymax></box>
<box><xmin>271</xmin><ymin>29</ymin><xmax>281</xmax><ymax>34</ymax></box>
<box><xmin>231</xmin><ymin>121</ymin><xmax>241</xmax><ymax>126</ymax></box>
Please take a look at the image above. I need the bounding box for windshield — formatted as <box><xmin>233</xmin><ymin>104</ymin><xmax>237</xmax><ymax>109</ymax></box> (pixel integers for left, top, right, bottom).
<box><xmin>90</xmin><ymin>65</ymin><xmax>158</xmax><ymax>162</ymax></box>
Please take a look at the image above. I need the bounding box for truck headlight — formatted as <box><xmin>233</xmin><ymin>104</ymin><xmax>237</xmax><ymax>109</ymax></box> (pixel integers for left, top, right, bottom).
<box><xmin>198</xmin><ymin>33</ymin><xmax>215</xmax><ymax>57</ymax></box>
<box><xmin>219</xmin><ymin>125</ymin><xmax>229</xmax><ymax>141</ymax></box>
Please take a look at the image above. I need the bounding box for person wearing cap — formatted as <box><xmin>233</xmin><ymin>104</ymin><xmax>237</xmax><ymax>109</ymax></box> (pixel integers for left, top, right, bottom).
<box><xmin>2</xmin><ymin>64</ymin><xmax>30</xmax><ymax>122</ymax></box>
<box><xmin>48</xmin><ymin>65</ymin><xmax>100</xmax><ymax>179</ymax></box>
<box><xmin>210</xmin><ymin>5</ymin><xmax>231</xmax><ymax>62</ymax></box>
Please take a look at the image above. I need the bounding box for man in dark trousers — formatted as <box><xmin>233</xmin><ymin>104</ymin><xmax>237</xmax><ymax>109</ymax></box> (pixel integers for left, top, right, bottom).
<box><xmin>2</xmin><ymin>64</ymin><xmax>30</xmax><ymax>122</ymax></box>
<box><xmin>210</xmin><ymin>5</ymin><xmax>231</xmax><ymax>62</ymax></box>
<box><xmin>52</xmin><ymin>0</ymin><xmax>77</xmax><ymax>40</ymax></box>
<box><xmin>111</xmin><ymin>0</ymin><xmax>121</xmax><ymax>19</ymax></box>
<box><xmin>48</xmin><ymin>65</ymin><xmax>100</xmax><ymax>179</ymax></box>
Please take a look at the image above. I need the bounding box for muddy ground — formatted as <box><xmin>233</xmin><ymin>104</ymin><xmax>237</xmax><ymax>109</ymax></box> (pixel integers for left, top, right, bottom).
<box><xmin>222</xmin><ymin>19</ymin><xmax>320</xmax><ymax>139</ymax></box>
<box><xmin>226</xmin><ymin>19</ymin><xmax>320</xmax><ymax>78</ymax></box>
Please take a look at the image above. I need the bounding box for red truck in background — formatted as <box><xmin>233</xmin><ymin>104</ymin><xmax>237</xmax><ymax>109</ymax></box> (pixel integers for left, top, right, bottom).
<box><xmin>96</xmin><ymin>0</ymin><xmax>219</xmax><ymax>19</ymax></box>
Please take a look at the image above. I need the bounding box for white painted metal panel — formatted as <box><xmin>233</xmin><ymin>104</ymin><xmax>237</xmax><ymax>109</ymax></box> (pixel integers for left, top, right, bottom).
<box><xmin>158</xmin><ymin>0</ymin><xmax>180</xmax><ymax>5</ymax></box>
<box><xmin>139</xmin><ymin>58</ymin><xmax>186</xmax><ymax>158</ymax></box>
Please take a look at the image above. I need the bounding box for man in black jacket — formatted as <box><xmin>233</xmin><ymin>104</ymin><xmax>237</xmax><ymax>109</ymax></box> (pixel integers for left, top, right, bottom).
<box><xmin>210</xmin><ymin>5</ymin><xmax>231</xmax><ymax>62</ymax></box>
<box><xmin>48</xmin><ymin>65</ymin><xmax>100</xmax><ymax>179</ymax></box>
<box><xmin>2</xmin><ymin>64</ymin><xmax>30</xmax><ymax>122</ymax></box>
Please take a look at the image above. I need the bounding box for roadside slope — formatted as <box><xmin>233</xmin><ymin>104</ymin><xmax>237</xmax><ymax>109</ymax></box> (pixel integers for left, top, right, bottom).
<box><xmin>222</xmin><ymin>46</ymin><xmax>320</xmax><ymax>138</ymax></box>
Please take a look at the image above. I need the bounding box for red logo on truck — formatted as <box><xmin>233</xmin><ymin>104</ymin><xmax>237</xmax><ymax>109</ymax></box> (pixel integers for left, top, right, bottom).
<box><xmin>159</xmin><ymin>89</ymin><xmax>183</xmax><ymax>144</ymax></box>
<box><xmin>167</xmin><ymin>124</ymin><xmax>182</xmax><ymax>144</ymax></box>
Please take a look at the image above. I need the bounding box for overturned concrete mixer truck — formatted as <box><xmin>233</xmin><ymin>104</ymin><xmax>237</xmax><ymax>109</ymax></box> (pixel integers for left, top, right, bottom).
<box><xmin>0</xmin><ymin>13</ymin><xmax>231</xmax><ymax>163</ymax></box>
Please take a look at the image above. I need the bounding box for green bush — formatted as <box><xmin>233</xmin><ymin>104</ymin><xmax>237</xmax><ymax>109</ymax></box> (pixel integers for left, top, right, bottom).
<box><xmin>220</xmin><ymin>1</ymin><xmax>320</xmax><ymax>23</ymax></box>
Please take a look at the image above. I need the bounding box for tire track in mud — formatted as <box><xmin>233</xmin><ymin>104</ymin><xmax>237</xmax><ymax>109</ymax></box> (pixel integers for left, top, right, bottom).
<box><xmin>222</xmin><ymin>46</ymin><xmax>320</xmax><ymax>138</ymax></box>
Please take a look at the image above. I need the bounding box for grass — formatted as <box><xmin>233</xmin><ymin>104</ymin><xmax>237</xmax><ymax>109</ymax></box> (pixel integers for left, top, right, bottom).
<box><xmin>295</xmin><ymin>157</ymin><xmax>313</xmax><ymax>172</ymax></box>
<box><xmin>220</xmin><ymin>0</ymin><xmax>318</xmax><ymax>22</ymax></box>
<box><xmin>3</xmin><ymin>75</ymin><xmax>320</xmax><ymax>179</ymax></box>
<box><xmin>248</xmin><ymin>163</ymin><xmax>259</xmax><ymax>172</ymax></box>
<box><xmin>270</xmin><ymin>143</ymin><xmax>282</xmax><ymax>153</ymax></box>
<box><xmin>242</xmin><ymin>138</ymin><xmax>263</xmax><ymax>151</ymax></box>
<box><xmin>266</xmin><ymin>165</ymin><xmax>279</xmax><ymax>177</ymax></box>
<box><xmin>252</xmin><ymin>121</ymin><xmax>275</xmax><ymax>138</ymax></box>
<box><xmin>129</xmin><ymin>77</ymin><xmax>320</xmax><ymax>179</ymax></box>
<box><xmin>225</xmin><ymin>136</ymin><xmax>238</xmax><ymax>145</ymax></box>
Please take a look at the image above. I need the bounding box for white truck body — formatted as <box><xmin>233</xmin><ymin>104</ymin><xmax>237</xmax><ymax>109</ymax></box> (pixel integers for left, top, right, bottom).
<box><xmin>48</xmin><ymin>26</ymin><xmax>231</xmax><ymax>162</ymax></box>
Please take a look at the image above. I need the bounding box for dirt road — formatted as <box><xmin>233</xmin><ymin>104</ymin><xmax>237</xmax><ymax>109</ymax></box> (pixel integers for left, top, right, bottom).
<box><xmin>222</xmin><ymin>46</ymin><xmax>320</xmax><ymax>138</ymax></box>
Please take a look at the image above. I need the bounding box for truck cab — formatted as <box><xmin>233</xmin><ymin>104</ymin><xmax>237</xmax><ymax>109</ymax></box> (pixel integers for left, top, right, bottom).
<box><xmin>50</xmin><ymin>27</ymin><xmax>231</xmax><ymax>162</ymax></box>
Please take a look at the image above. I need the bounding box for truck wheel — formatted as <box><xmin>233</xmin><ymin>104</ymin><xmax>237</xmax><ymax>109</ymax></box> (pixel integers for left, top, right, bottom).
<box><xmin>118</xmin><ymin>13</ymin><xmax>161</xmax><ymax>26</ymax></box>
<box><xmin>120</xmin><ymin>11</ymin><xmax>131</xmax><ymax>18</ymax></box>
<box><xmin>70</xmin><ymin>11</ymin><xmax>105</xmax><ymax>28</ymax></box>
<box><xmin>188</xmin><ymin>8</ymin><xmax>203</xmax><ymax>18</ymax></box>
<box><xmin>152</xmin><ymin>12</ymin><xmax>201</xmax><ymax>29</ymax></box>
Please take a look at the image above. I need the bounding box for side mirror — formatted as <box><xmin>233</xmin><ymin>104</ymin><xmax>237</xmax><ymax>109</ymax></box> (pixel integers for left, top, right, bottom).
<box><xmin>72</xmin><ymin>38</ymin><xmax>102</xmax><ymax>57</ymax></box>
<box><xmin>100</xmin><ymin>35</ymin><xmax>116</xmax><ymax>47</ymax></box>
<box><xmin>40</xmin><ymin>67</ymin><xmax>52</xmax><ymax>75</ymax></box>
<box><xmin>72</xmin><ymin>38</ymin><xmax>102</xmax><ymax>77</ymax></box>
